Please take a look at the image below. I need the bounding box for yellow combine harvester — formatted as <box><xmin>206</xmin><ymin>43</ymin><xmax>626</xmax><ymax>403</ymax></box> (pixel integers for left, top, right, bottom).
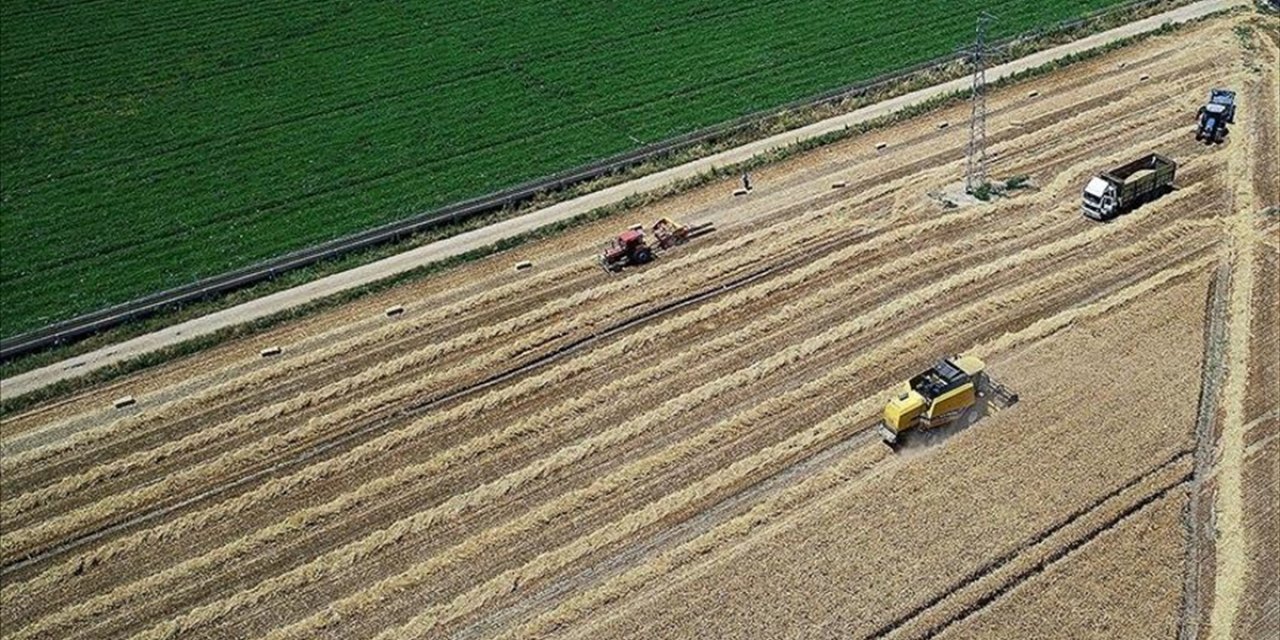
<box><xmin>879</xmin><ymin>355</ymin><xmax>1018</xmax><ymax>447</ymax></box>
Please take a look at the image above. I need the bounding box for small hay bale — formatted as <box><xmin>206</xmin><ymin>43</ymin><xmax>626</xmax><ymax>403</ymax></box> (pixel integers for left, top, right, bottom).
<box><xmin>1027</xmin><ymin>90</ymin><xmax>1039</xmax><ymax>98</ymax></box>
<box><xmin>875</xmin><ymin>142</ymin><xmax>888</xmax><ymax>150</ymax></box>
<box><xmin>113</xmin><ymin>396</ymin><xmax>136</xmax><ymax>409</ymax></box>
<box><xmin>733</xmin><ymin>188</ymin><xmax>749</xmax><ymax>196</ymax></box>
<box><xmin>514</xmin><ymin>261</ymin><xmax>533</xmax><ymax>271</ymax></box>
<box><xmin>937</xmin><ymin>121</ymin><xmax>949</xmax><ymax>129</ymax></box>
<box><xmin>831</xmin><ymin>181</ymin><xmax>848</xmax><ymax>189</ymax></box>
<box><xmin>260</xmin><ymin>346</ymin><xmax>282</xmax><ymax>357</ymax></box>
<box><xmin>1139</xmin><ymin>73</ymin><xmax>1150</xmax><ymax>81</ymax></box>
<box><xmin>385</xmin><ymin>305</ymin><xmax>405</xmax><ymax>317</ymax></box>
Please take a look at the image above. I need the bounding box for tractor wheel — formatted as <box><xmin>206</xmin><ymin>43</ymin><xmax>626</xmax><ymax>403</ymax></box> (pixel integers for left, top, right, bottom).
<box><xmin>635</xmin><ymin>248</ymin><xmax>653</xmax><ymax>264</ymax></box>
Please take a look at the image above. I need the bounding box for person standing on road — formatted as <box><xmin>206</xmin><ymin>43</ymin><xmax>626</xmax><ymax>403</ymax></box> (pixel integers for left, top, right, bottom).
<box><xmin>742</xmin><ymin>172</ymin><xmax>752</xmax><ymax>191</ymax></box>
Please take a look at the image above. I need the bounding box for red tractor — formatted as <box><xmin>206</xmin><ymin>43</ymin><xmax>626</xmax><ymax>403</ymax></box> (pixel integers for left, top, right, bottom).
<box><xmin>599</xmin><ymin>228</ymin><xmax>654</xmax><ymax>272</ymax></box>
<box><xmin>598</xmin><ymin>218</ymin><xmax>714</xmax><ymax>273</ymax></box>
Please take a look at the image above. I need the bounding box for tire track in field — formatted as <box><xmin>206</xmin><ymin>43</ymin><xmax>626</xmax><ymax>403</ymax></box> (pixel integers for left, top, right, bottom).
<box><xmin>349</xmin><ymin>221</ymin><xmax>1216</xmax><ymax>640</ymax></box>
<box><xmin>211</xmin><ymin>204</ymin><xmax>1212</xmax><ymax>640</ymax></box>
<box><xmin>425</xmin><ymin>222</ymin><xmax>1220</xmax><ymax>640</ymax></box>
<box><xmin>1180</xmin><ymin>260</ymin><xmax>1231</xmax><ymax>640</ymax></box>
<box><xmin>16</xmin><ymin>197</ymin><xmax>1034</xmax><ymax>638</ymax></box>
<box><xmin>900</xmin><ymin>462</ymin><xmax>1194</xmax><ymax>639</ymax></box>
<box><xmin>0</xmin><ymin>259</ymin><xmax>596</xmax><ymax>466</ymax></box>
<box><xmin>870</xmin><ymin>451</ymin><xmax>1193</xmax><ymax>638</ymax></box>
<box><xmin>0</xmin><ymin>206</ymin><xmax>865</xmax><ymax>567</ymax></box>
<box><xmin>501</xmin><ymin>251</ymin><xmax>1220</xmax><ymax>640</ymax></box>
<box><xmin>0</xmin><ymin>255</ymin><xmax>594</xmax><ymax>457</ymax></box>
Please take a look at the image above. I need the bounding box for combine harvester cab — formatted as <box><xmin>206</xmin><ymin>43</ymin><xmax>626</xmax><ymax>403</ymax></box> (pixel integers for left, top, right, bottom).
<box><xmin>1081</xmin><ymin>153</ymin><xmax>1176</xmax><ymax>221</ymax></box>
<box><xmin>880</xmin><ymin>355</ymin><xmax>1018</xmax><ymax>448</ymax></box>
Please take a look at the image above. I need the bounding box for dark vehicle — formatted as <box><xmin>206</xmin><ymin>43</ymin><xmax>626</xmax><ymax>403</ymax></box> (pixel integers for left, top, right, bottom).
<box><xmin>1196</xmin><ymin>88</ymin><xmax>1236</xmax><ymax>143</ymax></box>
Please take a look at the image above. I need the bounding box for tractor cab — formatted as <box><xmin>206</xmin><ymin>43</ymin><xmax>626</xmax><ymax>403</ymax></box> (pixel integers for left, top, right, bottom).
<box><xmin>615</xmin><ymin>229</ymin><xmax>645</xmax><ymax>249</ymax></box>
<box><xmin>1197</xmin><ymin>88</ymin><xmax>1236</xmax><ymax>143</ymax></box>
<box><xmin>600</xmin><ymin>229</ymin><xmax>653</xmax><ymax>271</ymax></box>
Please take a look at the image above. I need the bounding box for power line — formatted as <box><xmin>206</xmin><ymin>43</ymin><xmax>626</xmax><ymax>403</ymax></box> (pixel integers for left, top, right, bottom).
<box><xmin>965</xmin><ymin>12</ymin><xmax>997</xmax><ymax>195</ymax></box>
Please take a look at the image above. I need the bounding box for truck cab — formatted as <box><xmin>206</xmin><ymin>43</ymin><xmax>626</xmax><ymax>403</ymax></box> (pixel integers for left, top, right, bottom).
<box><xmin>1082</xmin><ymin>177</ymin><xmax>1118</xmax><ymax>220</ymax></box>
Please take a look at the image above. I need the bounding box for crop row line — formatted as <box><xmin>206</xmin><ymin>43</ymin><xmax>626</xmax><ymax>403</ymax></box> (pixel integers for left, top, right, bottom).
<box><xmin>349</xmin><ymin>212</ymin><xmax>1205</xmax><ymax>640</ymax></box>
<box><xmin>501</xmin><ymin>245</ymin><xmax>1218</xmax><ymax>639</ymax></box>
<box><xmin>182</xmin><ymin>199</ymin><xmax>1194</xmax><ymax>640</ymax></box>
<box><xmin>4</xmin><ymin>195</ymin><xmax>1010</xmax><ymax>638</ymax></box>
<box><xmin>13</xmin><ymin>195</ymin><xmax>1051</xmax><ymax>637</ymax></box>
<box><xmin>0</xmin><ymin>206</ymin><xmax>846</xmax><ymax>560</ymax></box>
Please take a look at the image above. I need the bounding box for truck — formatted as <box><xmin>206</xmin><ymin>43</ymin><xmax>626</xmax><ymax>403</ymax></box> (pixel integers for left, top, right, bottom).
<box><xmin>1196</xmin><ymin>89</ymin><xmax>1236</xmax><ymax>143</ymax></box>
<box><xmin>1081</xmin><ymin>153</ymin><xmax>1176</xmax><ymax>221</ymax></box>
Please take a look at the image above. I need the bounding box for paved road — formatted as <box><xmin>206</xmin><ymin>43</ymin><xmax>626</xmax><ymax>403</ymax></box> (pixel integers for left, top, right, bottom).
<box><xmin>0</xmin><ymin>0</ymin><xmax>1246</xmax><ymax>399</ymax></box>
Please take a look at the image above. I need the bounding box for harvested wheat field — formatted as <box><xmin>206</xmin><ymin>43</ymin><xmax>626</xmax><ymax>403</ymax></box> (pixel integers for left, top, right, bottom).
<box><xmin>1</xmin><ymin>13</ymin><xmax>1277</xmax><ymax>640</ymax></box>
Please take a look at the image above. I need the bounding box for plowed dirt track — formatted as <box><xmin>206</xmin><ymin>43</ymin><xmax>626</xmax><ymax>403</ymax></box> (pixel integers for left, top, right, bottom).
<box><xmin>1</xmin><ymin>15</ymin><xmax>1276</xmax><ymax>640</ymax></box>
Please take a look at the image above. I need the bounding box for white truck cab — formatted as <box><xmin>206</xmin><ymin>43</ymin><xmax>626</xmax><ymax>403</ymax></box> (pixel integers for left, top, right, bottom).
<box><xmin>1081</xmin><ymin>176</ymin><xmax>1116</xmax><ymax>220</ymax></box>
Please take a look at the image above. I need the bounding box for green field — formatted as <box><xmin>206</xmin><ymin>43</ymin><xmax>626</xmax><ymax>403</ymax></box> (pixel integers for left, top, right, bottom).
<box><xmin>0</xmin><ymin>0</ymin><xmax>1129</xmax><ymax>339</ymax></box>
